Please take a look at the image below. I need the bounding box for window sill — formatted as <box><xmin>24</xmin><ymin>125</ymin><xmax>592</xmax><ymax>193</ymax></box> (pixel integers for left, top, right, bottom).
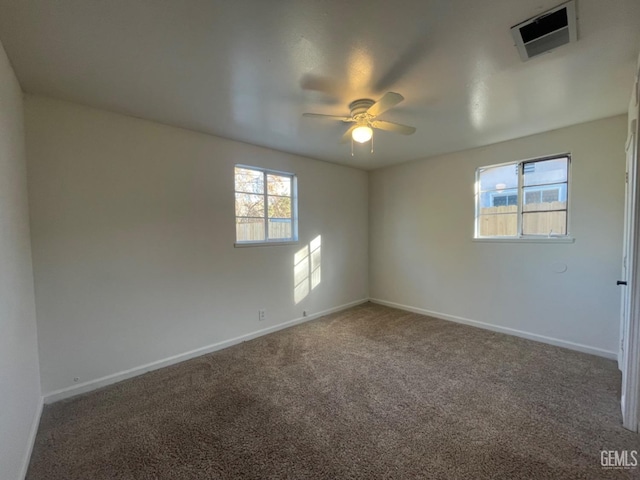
<box><xmin>235</xmin><ymin>240</ymin><xmax>299</xmax><ymax>248</ymax></box>
<box><xmin>473</xmin><ymin>236</ymin><xmax>575</xmax><ymax>244</ymax></box>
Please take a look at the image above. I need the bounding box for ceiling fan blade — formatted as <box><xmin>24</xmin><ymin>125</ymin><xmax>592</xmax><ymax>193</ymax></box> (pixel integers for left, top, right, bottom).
<box><xmin>366</xmin><ymin>92</ymin><xmax>404</xmax><ymax>117</ymax></box>
<box><xmin>303</xmin><ymin>113</ymin><xmax>354</xmax><ymax>122</ymax></box>
<box><xmin>372</xmin><ymin>120</ymin><xmax>416</xmax><ymax>135</ymax></box>
<box><xmin>340</xmin><ymin>125</ymin><xmax>358</xmax><ymax>144</ymax></box>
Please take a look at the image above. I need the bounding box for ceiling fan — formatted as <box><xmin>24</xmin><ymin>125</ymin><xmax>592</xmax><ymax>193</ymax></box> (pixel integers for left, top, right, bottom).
<box><xmin>303</xmin><ymin>92</ymin><xmax>416</xmax><ymax>145</ymax></box>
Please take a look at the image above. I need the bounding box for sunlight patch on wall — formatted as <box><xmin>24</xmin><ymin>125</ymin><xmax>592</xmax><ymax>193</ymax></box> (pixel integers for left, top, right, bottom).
<box><xmin>294</xmin><ymin>235</ymin><xmax>321</xmax><ymax>304</ymax></box>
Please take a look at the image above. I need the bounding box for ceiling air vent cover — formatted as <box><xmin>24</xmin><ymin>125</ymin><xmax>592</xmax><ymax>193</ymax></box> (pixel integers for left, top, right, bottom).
<box><xmin>511</xmin><ymin>0</ymin><xmax>577</xmax><ymax>61</ymax></box>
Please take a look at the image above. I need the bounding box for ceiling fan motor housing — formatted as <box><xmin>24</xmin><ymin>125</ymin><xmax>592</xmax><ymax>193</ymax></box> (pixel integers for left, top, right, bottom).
<box><xmin>349</xmin><ymin>99</ymin><xmax>375</xmax><ymax>121</ymax></box>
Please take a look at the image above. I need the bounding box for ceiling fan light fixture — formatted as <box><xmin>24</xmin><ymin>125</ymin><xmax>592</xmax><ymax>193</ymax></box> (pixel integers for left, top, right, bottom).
<box><xmin>302</xmin><ymin>92</ymin><xmax>415</xmax><ymax>148</ymax></box>
<box><xmin>352</xmin><ymin>125</ymin><xmax>373</xmax><ymax>143</ymax></box>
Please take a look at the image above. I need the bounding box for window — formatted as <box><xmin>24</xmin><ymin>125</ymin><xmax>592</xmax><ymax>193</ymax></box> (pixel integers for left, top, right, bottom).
<box><xmin>475</xmin><ymin>154</ymin><xmax>570</xmax><ymax>239</ymax></box>
<box><xmin>234</xmin><ymin>165</ymin><xmax>297</xmax><ymax>245</ymax></box>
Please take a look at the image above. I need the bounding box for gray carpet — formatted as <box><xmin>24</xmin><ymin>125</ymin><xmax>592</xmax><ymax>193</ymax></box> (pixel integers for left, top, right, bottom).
<box><xmin>27</xmin><ymin>303</ymin><xmax>640</xmax><ymax>479</ymax></box>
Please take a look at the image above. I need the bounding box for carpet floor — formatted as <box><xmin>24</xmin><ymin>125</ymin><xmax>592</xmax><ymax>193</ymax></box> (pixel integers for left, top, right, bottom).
<box><xmin>27</xmin><ymin>303</ymin><xmax>640</xmax><ymax>479</ymax></box>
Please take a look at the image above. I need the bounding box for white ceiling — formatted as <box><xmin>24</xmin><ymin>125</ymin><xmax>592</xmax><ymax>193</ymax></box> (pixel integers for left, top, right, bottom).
<box><xmin>0</xmin><ymin>0</ymin><xmax>638</xmax><ymax>170</ymax></box>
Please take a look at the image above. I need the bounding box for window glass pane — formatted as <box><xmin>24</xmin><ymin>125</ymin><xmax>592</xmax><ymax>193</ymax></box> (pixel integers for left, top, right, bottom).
<box><xmin>523</xmin><ymin>200</ymin><xmax>567</xmax><ymax>213</ymax></box>
<box><xmin>524</xmin><ymin>190</ymin><xmax>541</xmax><ymax>204</ymax></box>
<box><xmin>523</xmin><ymin>184</ymin><xmax>566</xmax><ymax>211</ymax></box>
<box><xmin>268</xmin><ymin>219</ymin><xmax>292</xmax><ymax>240</ymax></box>
<box><xmin>234</xmin><ymin>165</ymin><xmax>297</xmax><ymax>244</ymax></box>
<box><xmin>478</xmin><ymin>164</ymin><xmax>518</xmax><ymax>193</ymax></box>
<box><xmin>522</xmin><ymin>211</ymin><xmax>567</xmax><ymax>235</ymax></box>
<box><xmin>268</xmin><ymin>195</ymin><xmax>291</xmax><ymax>219</ymax></box>
<box><xmin>478</xmin><ymin>213</ymin><xmax>517</xmax><ymax>236</ymax></box>
<box><xmin>491</xmin><ymin>193</ymin><xmax>518</xmax><ymax>207</ymax></box>
<box><xmin>480</xmin><ymin>188</ymin><xmax>517</xmax><ymax>209</ymax></box>
<box><xmin>476</xmin><ymin>156</ymin><xmax>569</xmax><ymax>239</ymax></box>
<box><xmin>542</xmin><ymin>189</ymin><xmax>559</xmax><ymax>203</ymax></box>
<box><xmin>235</xmin><ymin>167</ymin><xmax>264</xmax><ymax>194</ymax></box>
<box><xmin>236</xmin><ymin>217</ymin><xmax>265</xmax><ymax>242</ymax></box>
<box><xmin>523</xmin><ymin>157</ymin><xmax>568</xmax><ymax>187</ymax></box>
<box><xmin>267</xmin><ymin>174</ymin><xmax>291</xmax><ymax>196</ymax></box>
<box><xmin>235</xmin><ymin>193</ymin><xmax>264</xmax><ymax>217</ymax></box>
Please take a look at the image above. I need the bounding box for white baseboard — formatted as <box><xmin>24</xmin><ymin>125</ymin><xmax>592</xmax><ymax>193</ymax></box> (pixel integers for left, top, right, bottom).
<box><xmin>19</xmin><ymin>396</ymin><xmax>44</xmax><ymax>480</ymax></box>
<box><xmin>369</xmin><ymin>298</ymin><xmax>618</xmax><ymax>360</ymax></box>
<box><xmin>43</xmin><ymin>298</ymin><xmax>369</xmax><ymax>404</ymax></box>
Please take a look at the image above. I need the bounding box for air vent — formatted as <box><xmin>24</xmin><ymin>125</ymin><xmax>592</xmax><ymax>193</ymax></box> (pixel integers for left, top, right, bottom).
<box><xmin>511</xmin><ymin>1</ymin><xmax>577</xmax><ymax>61</ymax></box>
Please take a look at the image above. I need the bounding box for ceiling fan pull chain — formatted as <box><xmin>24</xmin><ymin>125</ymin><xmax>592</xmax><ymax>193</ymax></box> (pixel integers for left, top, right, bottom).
<box><xmin>351</xmin><ymin>138</ymin><xmax>354</xmax><ymax>156</ymax></box>
<box><xmin>371</xmin><ymin>131</ymin><xmax>374</xmax><ymax>154</ymax></box>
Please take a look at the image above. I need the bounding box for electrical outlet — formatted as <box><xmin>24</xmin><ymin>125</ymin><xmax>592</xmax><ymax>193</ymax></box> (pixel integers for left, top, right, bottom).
<box><xmin>303</xmin><ymin>310</ymin><xmax>307</xmax><ymax>317</ymax></box>
<box><xmin>258</xmin><ymin>309</ymin><xmax>266</xmax><ymax>321</ymax></box>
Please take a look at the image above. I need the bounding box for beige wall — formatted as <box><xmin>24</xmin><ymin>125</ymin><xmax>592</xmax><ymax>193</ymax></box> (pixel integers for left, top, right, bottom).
<box><xmin>25</xmin><ymin>96</ymin><xmax>369</xmax><ymax>396</ymax></box>
<box><xmin>0</xmin><ymin>42</ymin><xmax>40</xmax><ymax>480</ymax></box>
<box><xmin>369</xmin><ymin>116</ymin><xmax>627</xmax><ymax>357</ymax></box>
<box><xmin>22</xmin><ymin>94</ymin><xmax>629</xmax><ymax>400</ymax></box>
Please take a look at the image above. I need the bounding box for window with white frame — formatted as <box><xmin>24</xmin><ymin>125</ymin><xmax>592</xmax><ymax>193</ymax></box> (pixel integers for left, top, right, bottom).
<box><xmin>234</xmin><ymin>165</ymin><xmax>297</xmax><ymax>245</ymax></box>
<box><xmin>475</xmin><ymin>154</ymin><xmax>570</xmax><ymax>238</ymax></box>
